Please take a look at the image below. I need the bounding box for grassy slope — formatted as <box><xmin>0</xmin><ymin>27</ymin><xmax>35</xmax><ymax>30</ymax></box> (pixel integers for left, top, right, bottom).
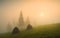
<box><xmin>0</xmin><ymin>23</ymin><xmax>60</xmax><ymax>38</ymax></box>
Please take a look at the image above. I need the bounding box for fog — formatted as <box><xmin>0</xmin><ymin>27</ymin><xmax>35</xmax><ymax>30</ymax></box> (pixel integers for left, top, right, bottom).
<box><xmin>0</xmin><ymin>0</ymin><xmax>60</xmax><ymax>33</ymax></box>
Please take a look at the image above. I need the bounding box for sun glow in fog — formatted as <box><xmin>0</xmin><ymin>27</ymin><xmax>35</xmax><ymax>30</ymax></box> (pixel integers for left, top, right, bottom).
<box><xmin>40</xmin><ymin>13</ymin><xmax>44</xmax><ymax>17</ymax></box>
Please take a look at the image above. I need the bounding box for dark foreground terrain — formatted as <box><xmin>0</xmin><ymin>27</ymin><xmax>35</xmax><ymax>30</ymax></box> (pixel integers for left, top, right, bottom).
<box><xmin>0</xmin><ymin>23</ymin><xmax>60</xmax><ymax>38</ymax></box>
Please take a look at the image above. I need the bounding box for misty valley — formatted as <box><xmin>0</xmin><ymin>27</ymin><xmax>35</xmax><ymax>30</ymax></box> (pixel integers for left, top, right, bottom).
<box><xmin>0</xmin><ymin>0</ymin><xmax>60</xmax><ymax>38</ymax></box>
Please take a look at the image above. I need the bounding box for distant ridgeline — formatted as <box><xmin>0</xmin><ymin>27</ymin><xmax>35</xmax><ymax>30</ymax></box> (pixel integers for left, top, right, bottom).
<box><xmin>7</xmin><ymin>10</ymin><xmax>32</xmax><ymax>34</ymax></box>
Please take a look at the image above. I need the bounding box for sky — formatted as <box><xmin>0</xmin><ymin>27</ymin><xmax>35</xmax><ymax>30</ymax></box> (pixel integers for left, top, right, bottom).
<box><xmin>0</xmin><ymin>0</ymin><xmax>60</xmax><ymax>33</ymax></box>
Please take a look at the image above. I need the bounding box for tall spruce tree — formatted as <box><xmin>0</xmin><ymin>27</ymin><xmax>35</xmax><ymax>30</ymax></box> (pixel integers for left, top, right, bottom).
<box><xmin>18</xmin><ymin>11</ymin><xmax>24</xmax><ymax>30</ymax></box>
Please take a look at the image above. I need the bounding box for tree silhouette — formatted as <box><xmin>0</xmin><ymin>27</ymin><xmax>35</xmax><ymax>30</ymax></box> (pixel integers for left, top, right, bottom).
<box><xmin>27</xmin><ymin>24</ymin><xmax>32</xmax><ymax>30</ymax></box>
<box><xmin>12</xmin><ymin>27</ymin><xmax>20</xmax><ymax>34</ymax></box>
<box><xmin>7</xmin><ymin>22</ymin><xmax>12</xmax><ymax>32</ymax></box>
<box><xmin>25</xmin><ymin>16</ymin><xmax>30</xmax><ymax>26</ymax></box>
<box><xmin>18</xmin><ymin>10</ymin><xmax>25</xmax><ymax>30</ymax></box>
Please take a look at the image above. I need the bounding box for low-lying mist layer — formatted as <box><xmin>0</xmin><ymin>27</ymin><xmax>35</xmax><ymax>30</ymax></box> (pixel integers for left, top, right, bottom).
<box><xmin>0</xmin><ymin>23</ymin><xmax>60</xmax><ymax>38</ymax></box>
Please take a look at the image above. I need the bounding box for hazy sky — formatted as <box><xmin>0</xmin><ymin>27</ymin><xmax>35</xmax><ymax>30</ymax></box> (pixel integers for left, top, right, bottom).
<box><xmin>0</xmin><ymin>0</ymin><xmax>60</xmax><ymax>33</ymax></box>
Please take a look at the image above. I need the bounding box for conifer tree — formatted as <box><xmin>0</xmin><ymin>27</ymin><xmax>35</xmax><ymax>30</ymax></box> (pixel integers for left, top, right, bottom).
<box><xmin>18</xmin><ymin>11</ymin><xmax>24</xmax><ymax>30</ymax></box>
<box><xmin>25</xmin><ymin>16</ymin><xmax>30</xmax><ymax>26</ymax></box>
<box><xmin>7</xmin><ymin>22</ymin><xmax>12</xmax><ymax>32</ymax></box>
